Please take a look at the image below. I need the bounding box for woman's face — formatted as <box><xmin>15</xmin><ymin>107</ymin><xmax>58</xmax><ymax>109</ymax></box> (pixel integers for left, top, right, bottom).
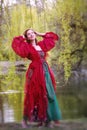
<box><xmin>27</xmin><ymin>29</ymin><xmax>36</xmax><ymax>41</ymax></box>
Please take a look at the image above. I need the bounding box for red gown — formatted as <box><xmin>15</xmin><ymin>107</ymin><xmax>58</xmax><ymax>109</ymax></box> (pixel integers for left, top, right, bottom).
<box><xmin>12</xmin><ymin>32</ymin><xmax>59</xmax><ymax>121</ymax></box>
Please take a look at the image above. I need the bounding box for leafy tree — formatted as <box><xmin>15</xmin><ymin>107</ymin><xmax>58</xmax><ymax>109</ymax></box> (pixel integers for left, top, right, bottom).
<box><xmin>46</xmin><ymin>0</ymin><xmax>87</xmax><ymax>81</ymax></box>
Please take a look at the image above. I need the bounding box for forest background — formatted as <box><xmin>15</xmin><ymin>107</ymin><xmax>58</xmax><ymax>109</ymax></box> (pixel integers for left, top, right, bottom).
<box><xmin>0</xmin><ymin>0</ymin><xmax>87</xmax><ymax>82</ymax></box>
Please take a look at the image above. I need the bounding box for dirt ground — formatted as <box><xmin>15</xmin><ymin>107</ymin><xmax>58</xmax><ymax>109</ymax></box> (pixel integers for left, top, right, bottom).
<box><xmin>0</xmin><ymin>120</ymin><xmax>87</xmax><ymax>130</ymax></box>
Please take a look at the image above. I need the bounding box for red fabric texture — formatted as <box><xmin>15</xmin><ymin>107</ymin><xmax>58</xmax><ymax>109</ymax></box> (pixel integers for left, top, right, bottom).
<box><xmin>12</xmin><ymin>32</ymin><xmax>59</xmax><ymax>121</ymax></box>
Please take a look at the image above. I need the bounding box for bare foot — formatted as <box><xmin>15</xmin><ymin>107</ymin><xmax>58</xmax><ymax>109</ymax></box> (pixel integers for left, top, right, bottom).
<box><xmin>21</xmin><ymin>120</ymin><xmax>28</xmax><ymax>128</ymax></box>
<box><xmin>54</xmin><ymin>121</ymin><xmax>60</xmax><ymax>127</ymax></box>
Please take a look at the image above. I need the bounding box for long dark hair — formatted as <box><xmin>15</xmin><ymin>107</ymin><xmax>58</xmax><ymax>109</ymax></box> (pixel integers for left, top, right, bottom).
<box><xmin>23</xmin><ymin>29</ymin><xmax>37</xmax><ymax>44</ymax></box>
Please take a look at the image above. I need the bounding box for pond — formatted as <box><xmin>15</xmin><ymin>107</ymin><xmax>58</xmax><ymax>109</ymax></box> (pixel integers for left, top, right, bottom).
<box><xmin>0</xmin><ymin>70</ymin><xmax>87</xmax><ymax>123</ymax></box>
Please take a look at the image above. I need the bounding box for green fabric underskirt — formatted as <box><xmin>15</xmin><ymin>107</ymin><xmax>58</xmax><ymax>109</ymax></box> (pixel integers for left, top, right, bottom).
<box><xmin>43</xmin><ymin>62</ymin><xmax>62</xmax><ymax>121</ymax></box>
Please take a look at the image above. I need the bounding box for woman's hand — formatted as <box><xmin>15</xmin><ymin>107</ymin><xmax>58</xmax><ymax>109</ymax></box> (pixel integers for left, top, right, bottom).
<box><xmin>21</xmin><ymin>35</ymin><xmax>26</xmax><ymax>39</ymax></box>
<box><xmin>34</xmin><ymin>31</ymin><xmax>45</xmax><ymax>37</ymax></box>
<box><xmin>22</xmin><ymin>35</ymin><xmax>25</xmax><ymax>38</ymax></box>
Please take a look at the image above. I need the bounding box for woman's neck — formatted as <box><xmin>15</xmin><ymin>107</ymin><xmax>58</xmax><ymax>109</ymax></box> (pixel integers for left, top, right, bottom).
<box><xmin>30</xmin><ymin>40</ymin><xmax>36</xmax><ymax>46</ymax></box>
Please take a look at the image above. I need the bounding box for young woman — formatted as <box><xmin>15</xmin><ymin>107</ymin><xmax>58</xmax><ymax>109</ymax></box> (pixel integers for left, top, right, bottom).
<box><xmin>12</xmin><ymin>29</ymin><xmax>62</xmax><ymax>128</ymax></box>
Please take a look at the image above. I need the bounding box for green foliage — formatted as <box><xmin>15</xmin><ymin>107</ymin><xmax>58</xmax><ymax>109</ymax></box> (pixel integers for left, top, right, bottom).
<box><xmin>0</xmin><ymin>4</ymin><xmax>47</xmax><ymax>61</ymax></box>
<box><xmin>0</xmin><ymin>65</ymin><xmax>25</xmax><ymax>92</ymax></box>
<box><xmin>0</xmin><ymin>0</ymin><xmax>87</xmax><ymax>82</ymax></box>
<box><xmin>46</xmin><ymin>0</ymin><xmax>87</xmax><ymax>81</ymax></box>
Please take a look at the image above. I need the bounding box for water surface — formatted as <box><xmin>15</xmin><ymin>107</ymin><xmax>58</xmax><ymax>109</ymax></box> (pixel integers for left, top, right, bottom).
<box><xmin>0</xmin><ymin>71</ymin><xmax>87</xmax><ymax>123</ymax></box>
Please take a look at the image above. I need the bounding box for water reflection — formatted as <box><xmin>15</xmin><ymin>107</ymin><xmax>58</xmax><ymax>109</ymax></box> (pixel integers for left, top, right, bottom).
<box><xmin>0</xmin><ymin>72</ymin><xmax>87</xmax><ymax>123</ymax></box>
<box><xmin>57</xmin><ymin>93</ymin><xmax>87</xmax><ymax>119</ymax></box>
<box><xmin>0</xmin><ymin>91</ymin><xmax>23</xmax><ymax>123</ymax></box>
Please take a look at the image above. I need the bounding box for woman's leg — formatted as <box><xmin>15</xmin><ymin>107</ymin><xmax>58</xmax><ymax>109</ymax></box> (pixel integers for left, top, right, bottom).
<box><xmin>21</xmin><ymin>116</ymin><xmax>28</xmax><ymax>128</ymax></box>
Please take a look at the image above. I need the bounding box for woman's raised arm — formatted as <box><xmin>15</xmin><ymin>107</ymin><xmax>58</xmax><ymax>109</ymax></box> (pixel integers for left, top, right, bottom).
<box><xmin>38</xmin><ymin>32</ymin><xmax>59</xmax><ymax>52</ymax></box>
<box><xmin>12</xmin><ymin>36</ymin><xmax>30</xmax><ymax>58</ymax></box>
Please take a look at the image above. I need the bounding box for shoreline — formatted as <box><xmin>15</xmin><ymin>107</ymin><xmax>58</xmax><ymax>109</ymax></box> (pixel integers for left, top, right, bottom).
<box><xmin>0</xmin><ymin>119</ymin><xmax>87</xmax><ymax>130</ymax></box>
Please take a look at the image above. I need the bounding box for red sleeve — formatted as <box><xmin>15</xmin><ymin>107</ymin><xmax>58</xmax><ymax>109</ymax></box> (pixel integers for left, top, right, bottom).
<box><xmin>12</xmin><ymin>36</ymin><xmax>30</xmax><ymax>58</ymax></box>
<box><xmin>38</xmin><ymin>32</ymin><xmax>59</xmax><ymax>52</ymax></box>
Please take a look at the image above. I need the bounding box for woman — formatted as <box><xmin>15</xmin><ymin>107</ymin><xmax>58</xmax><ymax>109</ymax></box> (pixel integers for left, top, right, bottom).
<box><xmin>12</xmin><ymin>29</ymin><xmax>61</xmax><ymax>128</ymax></box>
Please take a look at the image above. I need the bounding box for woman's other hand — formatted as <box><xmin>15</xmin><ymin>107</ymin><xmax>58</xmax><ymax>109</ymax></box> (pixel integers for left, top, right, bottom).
<box><xmin>34</xmin><ymin>31</ymin><xmax>45</xmax><ymax>37</ymax></box>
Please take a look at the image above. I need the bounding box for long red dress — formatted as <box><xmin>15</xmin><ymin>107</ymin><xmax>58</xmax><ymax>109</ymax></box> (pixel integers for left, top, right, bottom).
<box><xmin>12</xmin><ymin>32</ymin><xmax>60</xmax><ymax>122</ymax></box>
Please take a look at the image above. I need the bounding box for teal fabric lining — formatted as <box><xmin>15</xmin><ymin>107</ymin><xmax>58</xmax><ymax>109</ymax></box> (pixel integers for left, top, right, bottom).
<box><xmin>43</xmin><ymin>62</ymin><xmax>62</xmax><ymax>121</ymax></box>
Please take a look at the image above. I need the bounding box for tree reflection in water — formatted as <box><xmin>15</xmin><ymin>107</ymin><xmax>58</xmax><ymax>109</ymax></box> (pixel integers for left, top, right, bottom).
<box><xmin>0</xmin><ymin>71</ymin><xmax>87</xmax><ymax>123</ymax></box>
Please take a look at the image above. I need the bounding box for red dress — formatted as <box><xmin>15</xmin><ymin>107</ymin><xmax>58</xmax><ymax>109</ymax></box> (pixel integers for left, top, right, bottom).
<box><xmin>12</xmin><ymin>32</ymin><xmax>59</xmax><ymax>121</ymax></box>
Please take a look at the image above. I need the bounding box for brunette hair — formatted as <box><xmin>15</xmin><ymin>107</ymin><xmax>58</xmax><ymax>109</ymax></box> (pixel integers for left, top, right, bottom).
<box><xmin>23</xmin><ymin>28</ymin><xmax>37</xmax><ymax>44</ymax></box>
